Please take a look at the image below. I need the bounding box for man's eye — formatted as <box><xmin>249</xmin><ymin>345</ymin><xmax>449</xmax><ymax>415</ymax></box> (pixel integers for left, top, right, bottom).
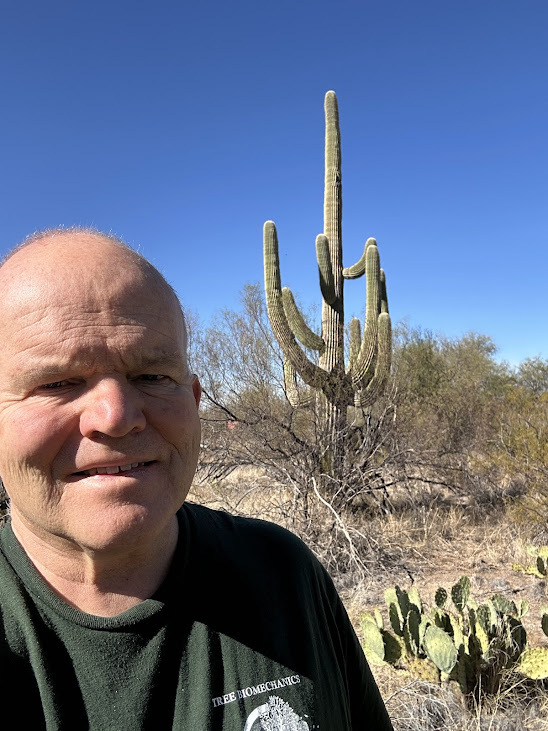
<box><xmin>137</xmin><ymin>374</ymin><xmax>170</xmax><ymax>383</ymax></box>
<box><xmin>41</xmin><ymin>381</ymin><xmax>71</xmax><ymax>390</ymax></box>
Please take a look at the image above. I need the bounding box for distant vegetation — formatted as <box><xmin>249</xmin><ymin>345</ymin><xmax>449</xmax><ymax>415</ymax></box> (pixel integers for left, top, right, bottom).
<box><xmin>190</xmin><ymin>286</ymin><xmax>548</xmax><ymax>729</ymax></box>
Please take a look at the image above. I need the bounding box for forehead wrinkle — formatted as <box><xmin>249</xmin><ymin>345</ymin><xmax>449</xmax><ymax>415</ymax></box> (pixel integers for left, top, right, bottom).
<box><xmin>5</xmin><ymin>303</ymin><xmax>185</xmax><ymax>348</ymax></box>
<box><xmin>9</xmin><ymin>346</ymin><xmax>187</xmax><ymax>388</ymax></box>
<box><xmin>32</xmin><ymin>347</ymin><xmax>184</xmax><ymax>373</ymax></box>
<box><xmin>5</xmin><ymin>294</ymin><xmax>179</xmax><ymax>323</ymax></box>
<box><xmin>12</xmin><ymin>327</ymin><xmax>184</xmax><ymax>362</ymax></box>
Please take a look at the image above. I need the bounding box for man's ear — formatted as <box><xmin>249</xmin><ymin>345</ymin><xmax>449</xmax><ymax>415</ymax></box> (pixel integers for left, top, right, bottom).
<box><xmin>191</xmin><ymin>375</ymin><xmax>202</xmax><ymax>408</ymax></box>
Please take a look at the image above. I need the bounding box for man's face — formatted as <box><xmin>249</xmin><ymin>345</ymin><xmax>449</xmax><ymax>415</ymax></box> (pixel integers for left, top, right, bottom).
<box><xmin>0</xmin><ymin>236</ymin><xmax>201</xmax><ymax>554</ymax></box>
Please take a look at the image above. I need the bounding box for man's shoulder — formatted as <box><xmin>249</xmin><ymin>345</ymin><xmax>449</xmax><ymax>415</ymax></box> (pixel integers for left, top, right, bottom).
<box><xmin>179</xmin><ymin>502</ymin><xmax>331</xmax><ymax>590</ymax></box>
<box><xmin>181</xmin><ymin>502</ymin><xmax>313</xmax><ymax>557</ymax></box>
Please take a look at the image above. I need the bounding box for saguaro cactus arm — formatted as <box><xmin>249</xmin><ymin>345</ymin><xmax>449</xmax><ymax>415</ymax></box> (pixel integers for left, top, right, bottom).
<box><xmin>380</xmin><ymin>270</ymin><xmax>389</xmax><ymax>313</ymax></box>
<box><xmin>315</xmin><ymin>234</ymin><xmax>336</xmax><ymax>305</ymax></box>
<box><xmin>351</xmin><ymin>241</ymin><xmax>381</xmax><ymax>387</ymax></box>
<box><xmin>343</xmin><ymin>237</ymin><xmax>377</xmax><ymax>280</ymax></box>
<box><xmin>281</xmin><ymin>288</ymin><xmax>325</xmax><ymax>354</ymax></box>
<box><xmin>356</xmin><ymin>312</ymin><xmax>392</xmax><ymax>407</ymax></box>
<box><xmin>264</xmin><ymin>221</ymin><xmax>327</xmax><ymax>390</ymax></box>
<box><xmin>283</xmin><ymin>359</ymin><xmax>315</xmax><ymax>408</ymax></box>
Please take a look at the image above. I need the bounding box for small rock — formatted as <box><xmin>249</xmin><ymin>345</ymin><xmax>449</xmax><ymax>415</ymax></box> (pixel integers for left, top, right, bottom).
<box><xmin>490</xmin><ymin>578</ymin><xmax>512</xmax><ymax>593</ymax></box>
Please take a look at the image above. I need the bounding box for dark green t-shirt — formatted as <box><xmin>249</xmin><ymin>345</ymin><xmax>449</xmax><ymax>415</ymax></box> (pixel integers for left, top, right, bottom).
<box><xmin>0</xmin><ymin>503</ymin><xmax>392</xmax><ymax>730</ymax></box>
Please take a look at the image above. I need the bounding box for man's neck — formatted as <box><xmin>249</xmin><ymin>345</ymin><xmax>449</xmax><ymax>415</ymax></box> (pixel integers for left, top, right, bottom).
<box><xmin>9</xmin><ymin>515</ymin><xmax>179</xmax><ymax>617</ymax></box>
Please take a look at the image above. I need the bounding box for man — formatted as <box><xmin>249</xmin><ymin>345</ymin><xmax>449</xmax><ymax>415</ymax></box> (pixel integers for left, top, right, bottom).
<box><xmin>0</xmin><ymin>228</ymin><xmax>393</xmax><ymax>729</ymax></box>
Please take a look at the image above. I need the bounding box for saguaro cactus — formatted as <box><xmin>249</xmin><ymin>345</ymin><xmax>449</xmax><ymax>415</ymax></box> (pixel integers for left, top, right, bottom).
<box><xmin>263</xmin><ymin>91</ymin><xmax>391</xmax><ymax>476</ymax></box>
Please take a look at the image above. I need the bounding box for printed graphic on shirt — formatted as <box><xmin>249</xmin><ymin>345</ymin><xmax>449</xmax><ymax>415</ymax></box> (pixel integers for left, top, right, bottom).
<box><xmin>211</xmin><ymin>674</ymin><xmax>304</xmax><ymax>708</ymax></box>
<box><xmin>210</xmin><ymin>673</ymin><xmax>317</xmax><ymax>729</ymax></box>
<box><xmin>243</xmin><ymin>695</ymin><xmax>310</xmax><ymax>730</ymax></box>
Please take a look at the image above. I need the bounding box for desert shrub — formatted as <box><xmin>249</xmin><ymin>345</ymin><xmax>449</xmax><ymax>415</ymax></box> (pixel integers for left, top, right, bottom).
<box><xmin>384</xmin><ymin>326</ymin><xmax>514</xmax><ymax>503</ymax></box>
<box><xmin>382</xmin><ymin>675</ymin><xmax>548</xmax><ymax>731</ymax></box>
<box><xmin>516</xmin><ymin>357</ymin><xmax>548</xmax><ymax>395</ymax></box>
<box><xmin>193</xmin><ymin>300</ymin><xmax>517</xmax><ymax>511</ymax></box>
<box><xmin>393</xmin><ymin>328</ymin><xmax>510</xmax><ymax>453</ymax></box>
<box><xmin>487</xmin><ymin>379</ymin><xmax>548</xmax><ymax>523</ymax></box>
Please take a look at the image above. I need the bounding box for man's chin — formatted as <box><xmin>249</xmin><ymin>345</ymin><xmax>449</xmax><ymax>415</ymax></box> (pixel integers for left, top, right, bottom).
<box><xmin>63</xmin><ymin>504</ymin><xmax>180</xmax><ymax>556</ymax></box>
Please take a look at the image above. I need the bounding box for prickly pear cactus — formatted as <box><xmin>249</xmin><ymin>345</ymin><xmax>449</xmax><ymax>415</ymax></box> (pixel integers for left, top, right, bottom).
<box><xmin>360</xmin><ymin>614</ymin><xmax>385</xmax><ymax>665</ymax></box>
<box><xmin>517</xmin><ymin>647</ymin><xmax>548</xmax><ymax>679</ymax></box>
<box><xmin>424</xmin><ymin>625</ymin><xmax>458</xmax><ymax>674</ymax></box>
<box><xmin>542</xmin><ymin>611</ymin><xmax>548</xmax><ymax>637</ymax></box>
<box><xmin>361</xmin><ymin>576</ymin><xmax>547</xmax><ymax>701</ymax></box>
<box><xmin>407</xmin><ymin>656</ymin><xmax>440</xmax><ymax>683</ymax></box>
<box><xmin>360</xmin><ymin>611</ymin><xmax>402</xmax><ymax>666</ymax></box>
<box><xmin>513</xmin><ymin>545</ymin><xmax>548</xmax><ymax>592</ymax></box>
<box><xmin>435</xmin><ymin>587</ymin><xmax>448</xmax><ymax>609</ymax></box>
<box><xmin>451</xmin><ymin>576</ymin><xmax>471</xmax><ymax>613</ymax></box>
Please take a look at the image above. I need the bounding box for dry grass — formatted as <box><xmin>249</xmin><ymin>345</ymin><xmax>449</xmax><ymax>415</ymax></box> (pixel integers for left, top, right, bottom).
<box><xmin>190</xmin><ymin>471</ymin><xmax>548</xmax><ymax>728</ymax></box>
<box><xmin>375</xmin><ymin>671</ymin><xmax>548</xmax><ymax>730</ymax></box>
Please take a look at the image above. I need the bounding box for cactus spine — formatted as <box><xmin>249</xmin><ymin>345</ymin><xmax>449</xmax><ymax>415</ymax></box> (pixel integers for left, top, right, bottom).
<box><xmin>263</xmin><ymin>91</ymin><xmax>391</xmax><ymax>477</ymax></box>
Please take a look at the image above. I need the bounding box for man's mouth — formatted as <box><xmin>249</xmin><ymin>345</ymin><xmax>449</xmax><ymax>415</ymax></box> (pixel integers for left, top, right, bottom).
<box><xmin>74</xmin><ymin>461</ymin><xmax>155</xmax><ymax>476</ymax></box>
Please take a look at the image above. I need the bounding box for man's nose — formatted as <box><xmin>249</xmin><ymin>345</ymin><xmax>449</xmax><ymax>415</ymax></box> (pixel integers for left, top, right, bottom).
<box><xmin>79</xmin><ymin>377</ymin><xmax>146</xmax><ymax>438</ymax></box>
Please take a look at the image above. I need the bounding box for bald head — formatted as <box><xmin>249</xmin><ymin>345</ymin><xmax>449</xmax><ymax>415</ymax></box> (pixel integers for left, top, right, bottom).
<box><xmin>1</xmin><ymin>227</ymin><xmax>129</xmax><ymax>267</ymax></box>
<box><xmin>0</xmin><ymin>228</ymin><xmax>190</xmax><ymax>371</ymax></box>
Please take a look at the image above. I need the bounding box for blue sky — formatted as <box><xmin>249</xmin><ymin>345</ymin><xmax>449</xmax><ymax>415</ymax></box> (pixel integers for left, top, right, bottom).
<box><xmin>1</xmin><ymin>0</ymin><xmax>546</xmax><ymax>365</ymax></box>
